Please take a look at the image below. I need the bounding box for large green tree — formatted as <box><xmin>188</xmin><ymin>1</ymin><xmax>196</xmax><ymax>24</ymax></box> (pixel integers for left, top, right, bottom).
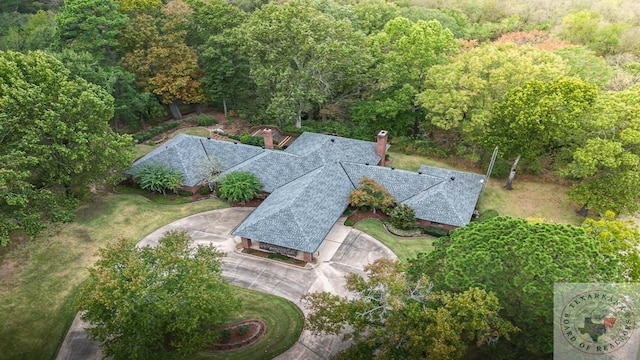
<box><xmin>484</xmin><ymin>77</ymin><xmax>598</xmax><ymax>165</ymax></box>
<box><xmin>0</xmin><ymin>50</ymin><xmax>133</xmax><ymax>245</ymax></box>
<box><xmin>54</xmin><ymin>0</ymin><xmax>129</xmax><ymax>64</ymax></box>
<box><xmin>408</xmin><ymin>216</ymin><xmax>626</xmax><ymax>358</ymax></box>
<box><xmin>416</xmin><ymin>43</ymin><xmax>568</xmax><ymax>154</ymax></box>
<box><xmin>303</xmin><ymin>258</ymin><xmax>517</xmax><ymax>359</ymax></box>
<box><xmin>565</xmin><ymin>85</ymin><xmax>640</xmax><ymax>215</ymax></box>
<box><xmin>238</xmin><ymin>0</ymin><xmax>373</xmax><ymax>128</ymax></box>
<box><xmin>54</xmin><ymin>0</ymin><xmax>160</xmax><ymax>129</ymax></box>
<box><xmin>76</xmin><ymin>231</ymin><xmax>240</xmax><ymax>359</ymax></box>
<box><xmin>353</xmin><ymin>17</ymin><xmax>457</xmax><ymax>136</ymax></box>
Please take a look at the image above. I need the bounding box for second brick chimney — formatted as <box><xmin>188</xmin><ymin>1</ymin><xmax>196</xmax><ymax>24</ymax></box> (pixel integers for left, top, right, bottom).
<box><xmin>376</xmin><ymin>130</ymin><xmax>388</xmax><ymax>166</ymax></box>
<box><xmin>263</xmin><ymin>128</ymin><xmax>274</xmax><ymax>149</ymax></box>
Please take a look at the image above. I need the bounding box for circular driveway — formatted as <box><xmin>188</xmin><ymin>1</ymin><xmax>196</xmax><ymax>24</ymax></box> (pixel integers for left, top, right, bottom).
<box><xmin>57</xmin><ymin>207</ymin><xmax>397</xmax><ymax>360</ymax></box>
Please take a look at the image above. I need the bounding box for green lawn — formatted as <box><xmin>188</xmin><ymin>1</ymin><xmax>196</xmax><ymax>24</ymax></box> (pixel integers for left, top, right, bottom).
<box><xmin>0</xmin><ymin>194</ymin><xmax>227</xmax><ymax>360</ymax></box>
<box><xmin>196</xmin><ymin>287</ymin><xmax>304</xmax><ymax>360</ymax></box>
<box><xmin>354</xmin><ymin>219</ymin><xmax>435</xmax><ymax>262</ymax></box>
<box><xmin>172</xmin><ymin>127</ymin><xmax>211</xmax><ymax>138</ymax></box>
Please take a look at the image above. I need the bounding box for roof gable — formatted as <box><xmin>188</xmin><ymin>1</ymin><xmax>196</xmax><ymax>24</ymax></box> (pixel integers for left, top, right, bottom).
<box><xmin>128</xmin><ymin>134</ymin><xmax>264</xmax><ymax>186</ymax></box>
<box><xmin>404</xmin><ymin>165</ymin><xmax>485</xmax><ymax>226</ymax></box>
<box><xmin>233</xmin><ymin>164</ymin><xmax>353</xmax><ymax>253</ymax></box>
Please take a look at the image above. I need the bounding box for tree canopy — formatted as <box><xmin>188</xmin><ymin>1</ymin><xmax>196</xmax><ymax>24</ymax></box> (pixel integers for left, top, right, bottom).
<box><xmin>303</xmin><ymin>258</ymin><xmax>517</xmax><ymax>359</ymax></box>
<box><xmin>565</xmin><ymin>85</ymin><xmax>640</xmax><ymax>214</ymax></box>
<box><xmin>408</xmin><ymin>216</ymin><xmax>627</xmax><ymax>358</ymax></box>
<box><xmin>238</xmin><ymin>0</ymin><xmax>373</xmax><ymax>128</ymax></box>
<box><xmin>484</xmin><ymin>77</ymin><xmax>598</xmax><ymax>164</ymax></box>
<box><xmin>76</xmin><ymin>231</ymin><xmax>240</xmax><ymax>359</ymax></box>
<box><xmin>0</xmin><ymin>50</ymin><xmax>133</xmax><ymax>245</ymax></box>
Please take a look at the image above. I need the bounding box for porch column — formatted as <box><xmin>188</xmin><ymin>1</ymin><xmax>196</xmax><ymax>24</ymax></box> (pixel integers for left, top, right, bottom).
<box><xmin>241</xmin><ymin>237</ymin><xmax>252</xmax><ymax>249</ymax></box>
<box><xmin>303</xmin><ymin>252</ymin><xmax>314</xmax><ymax>262</ymax></box>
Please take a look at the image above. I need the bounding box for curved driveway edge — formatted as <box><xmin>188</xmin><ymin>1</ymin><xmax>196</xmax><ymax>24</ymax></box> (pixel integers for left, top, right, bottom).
<box><xmin>57</xmin><ymin>207</ymin><xmax>397</xmax><ymax>360</ymax></box>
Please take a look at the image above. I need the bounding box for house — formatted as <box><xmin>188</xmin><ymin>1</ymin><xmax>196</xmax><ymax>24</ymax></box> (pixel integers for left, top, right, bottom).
<box><xmin>128</xmin><ymin>130</ymin><xmax>486</xmax><ymax>262</ymax></box>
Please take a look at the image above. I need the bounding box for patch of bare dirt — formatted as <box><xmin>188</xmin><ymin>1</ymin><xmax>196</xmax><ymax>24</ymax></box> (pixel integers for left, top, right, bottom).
<box><xmin>0</xmin><ymin>259</ymin><xmax>18</xmax><ymax>286</ymax></box>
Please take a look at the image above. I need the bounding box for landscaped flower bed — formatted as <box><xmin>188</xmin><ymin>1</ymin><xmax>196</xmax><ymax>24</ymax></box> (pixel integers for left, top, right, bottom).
<box><xmin>207</xmin><ymin>318</ymin><xmax>267</xmax><ymax>352</ymax></box>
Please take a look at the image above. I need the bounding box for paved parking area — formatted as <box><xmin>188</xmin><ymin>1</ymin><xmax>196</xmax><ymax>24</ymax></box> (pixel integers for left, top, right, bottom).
<box><xmin>56</xmin><ymin>208</ymin><xmax>396</xmax><ymax>360</ymax></box>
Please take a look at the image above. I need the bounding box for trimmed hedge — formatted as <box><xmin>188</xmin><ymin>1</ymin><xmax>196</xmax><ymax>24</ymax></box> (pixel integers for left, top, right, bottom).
<box><xmin>133</xmin><ymin>121</ymin><xmax>179</xmax><ymax>143</ymax></box>
<box><xmin>422</xmin><ymin>226</ymin><xmax>449</xmax><ymax>237</ymax></box>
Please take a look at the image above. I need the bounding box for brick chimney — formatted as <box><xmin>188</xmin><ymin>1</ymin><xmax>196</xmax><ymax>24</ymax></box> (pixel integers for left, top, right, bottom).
<box><xmin>376</xmin><ymin>130</ymin><xmax>388</xmax><ymax>166</ymax></box>
<box><xmin>263</xmin><ymin>128</ymin><xmax>274</xmax><ymax>149</ymax></box>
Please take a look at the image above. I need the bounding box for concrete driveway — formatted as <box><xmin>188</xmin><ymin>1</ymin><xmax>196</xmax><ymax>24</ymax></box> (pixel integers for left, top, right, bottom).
<box><xmin>57</xmin><ymin>207</ymin><xmax>396</xmax><ymax>360</ymax></box>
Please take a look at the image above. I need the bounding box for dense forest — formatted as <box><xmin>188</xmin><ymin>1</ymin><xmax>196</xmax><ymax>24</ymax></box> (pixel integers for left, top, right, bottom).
<box><xmin>2</xmin><ymin>0</ymin><xmax>640</xmax><ymax>241</ymax></box>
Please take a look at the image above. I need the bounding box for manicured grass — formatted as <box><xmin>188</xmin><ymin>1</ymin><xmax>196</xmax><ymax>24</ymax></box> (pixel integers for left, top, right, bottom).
<box><xmin>172</xmin><ymin>127</ymin><xmax>211</xmax><ymax>138</ymax></box>
<box><xmin>195</xmin><ymin>287</ymin><xmax>304</xmax><ymax>360</ymax></box>
<box><xmin>386</xmin><ymin>152</ymin><xmax>583</xmax><ymax>225</ymax></box>
<box><xmin>355</xmin><ymin>219</ymin><xmax>435</xmax><ymax>261</ymax></box>
<box><xmin>0</xmin><ymin>194</ymin><xmax>227</xmax><ymax>360</ymax></box>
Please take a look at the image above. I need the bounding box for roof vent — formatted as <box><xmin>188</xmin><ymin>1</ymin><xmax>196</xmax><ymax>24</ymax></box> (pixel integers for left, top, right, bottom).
<box><xmin>234</xmin><ymin>142</ymin><xmax>238</xmax><ymax>144</ymax></box>
<box><xmin>331</xmin><ymin>139</ymin><xmax>335</xmax><ymax>143</ymax></box>
<box><xmin>391</xmin><ymin>167</ymin><xmax>395</xmax><ymax>170</ymax></box>
<box><xmin>418</xmin><ymin>171</ymin><xmax>422</xmax><ymax>174</ymax></box>
<box><xmin>365</xmin><ymin>163</ymin><xmax>369</xmax><ymax>166</ymax></box>
<box><xmin>450</xmin><ymin>177</ymin><xmax>455</xmax><ymax>181</ymax></box>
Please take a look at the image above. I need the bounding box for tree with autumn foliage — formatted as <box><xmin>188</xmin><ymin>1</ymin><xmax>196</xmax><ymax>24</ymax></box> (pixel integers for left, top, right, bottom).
<box><xmin>121</xmin><ymin>0</ymin><xmax>205</xmax><ymax>119</ymax></box>
<box><xmin>303</xmin><ymin>258</ymin><xmax>517</xmax><ymax>360</ymax></box>
<box><xmin>348</xmin><ymin>177</ymin><xmax>395</xmax><ymax>213</ymax></box>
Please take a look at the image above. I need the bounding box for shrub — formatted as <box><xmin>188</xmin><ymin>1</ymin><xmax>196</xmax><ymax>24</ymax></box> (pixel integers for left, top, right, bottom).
<box><xmin>344</xmin><ymin>218</ymin><xmax>355</xmax><ymax>226</ymax></box>
<box><xmin>239</xmin><ymin>132</ymin><xmax>264</xmax><ymax>147</ymax></box>
<box><xmin>216</xmin><ymin>171</ymin><xmax>262</xmax><ymax>204</ymax></box>
<box><xmin>219</xmin><ymin>328</ymin><xmax>233</xmax><ymax>342</ymax></box>
<box><xmin>132</xmin><ymin>121</ymin><xmax>179</xmax><ymax>143</ymax></box>
<box><xmin>195</xmin><ymin>114</ymin><xmax>217</xmax><ymax>126</ymax></box>
<box><xmin>238</xmin><ymin>325</ymin><xmax>250</xmax><ymax>336</ymax></box>
<box><xmin>134</xmin><ymin>163</ymin><xmax>183</xmax><ymax>195</ymax></box>
<box><xmin>349</xmin><ymin>178</ymin><xmax>395</xmax><ymax>213</ymax></box>
<box><xmin>176</xmin><ymin>189</ymin><xmax>193</xmax><ymax>196</ymax></box>
<box><xmin>422</xmin><ymin>226</ymin><xmax>449</xmax><ymax>237</ymax></box>
<box><xmin>389</xmin><ymin>204</ymin><xmax>418</xmax><ymax>230</ymax></box>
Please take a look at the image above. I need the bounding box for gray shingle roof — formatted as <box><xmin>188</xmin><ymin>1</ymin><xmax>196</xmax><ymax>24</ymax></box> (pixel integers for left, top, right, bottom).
<box><xmin>286</xmin><ymin>132</ymin><xmax>382</xmax><ymax>165</ymax></box>
<box><xmin>127</xmin><ymin>131</ymin><xmax>486</xmax><ymax>253</ymax></box>
<box><xmin>232</xmin><ymin>164</ymin><xmax>353</xmax><ymax>253</ymax></box>
<box><xmin>222</xmin><ymin>150</ymin><xmax>321</xmax><ymax>193</ymax></box>
<box><xmin>341</xmin><ymin>163</ymin><xmax>443</xmax><ymax>202</ymax></box>
<box><xmin>128</xmin><ymin>134</ymin><xmax>264</xmax><ymax>186</ymax></box>
<box><xmin>404</xmin><ymin>166</ymin><xmax>486</xmax><ymax>227</ymax></box>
